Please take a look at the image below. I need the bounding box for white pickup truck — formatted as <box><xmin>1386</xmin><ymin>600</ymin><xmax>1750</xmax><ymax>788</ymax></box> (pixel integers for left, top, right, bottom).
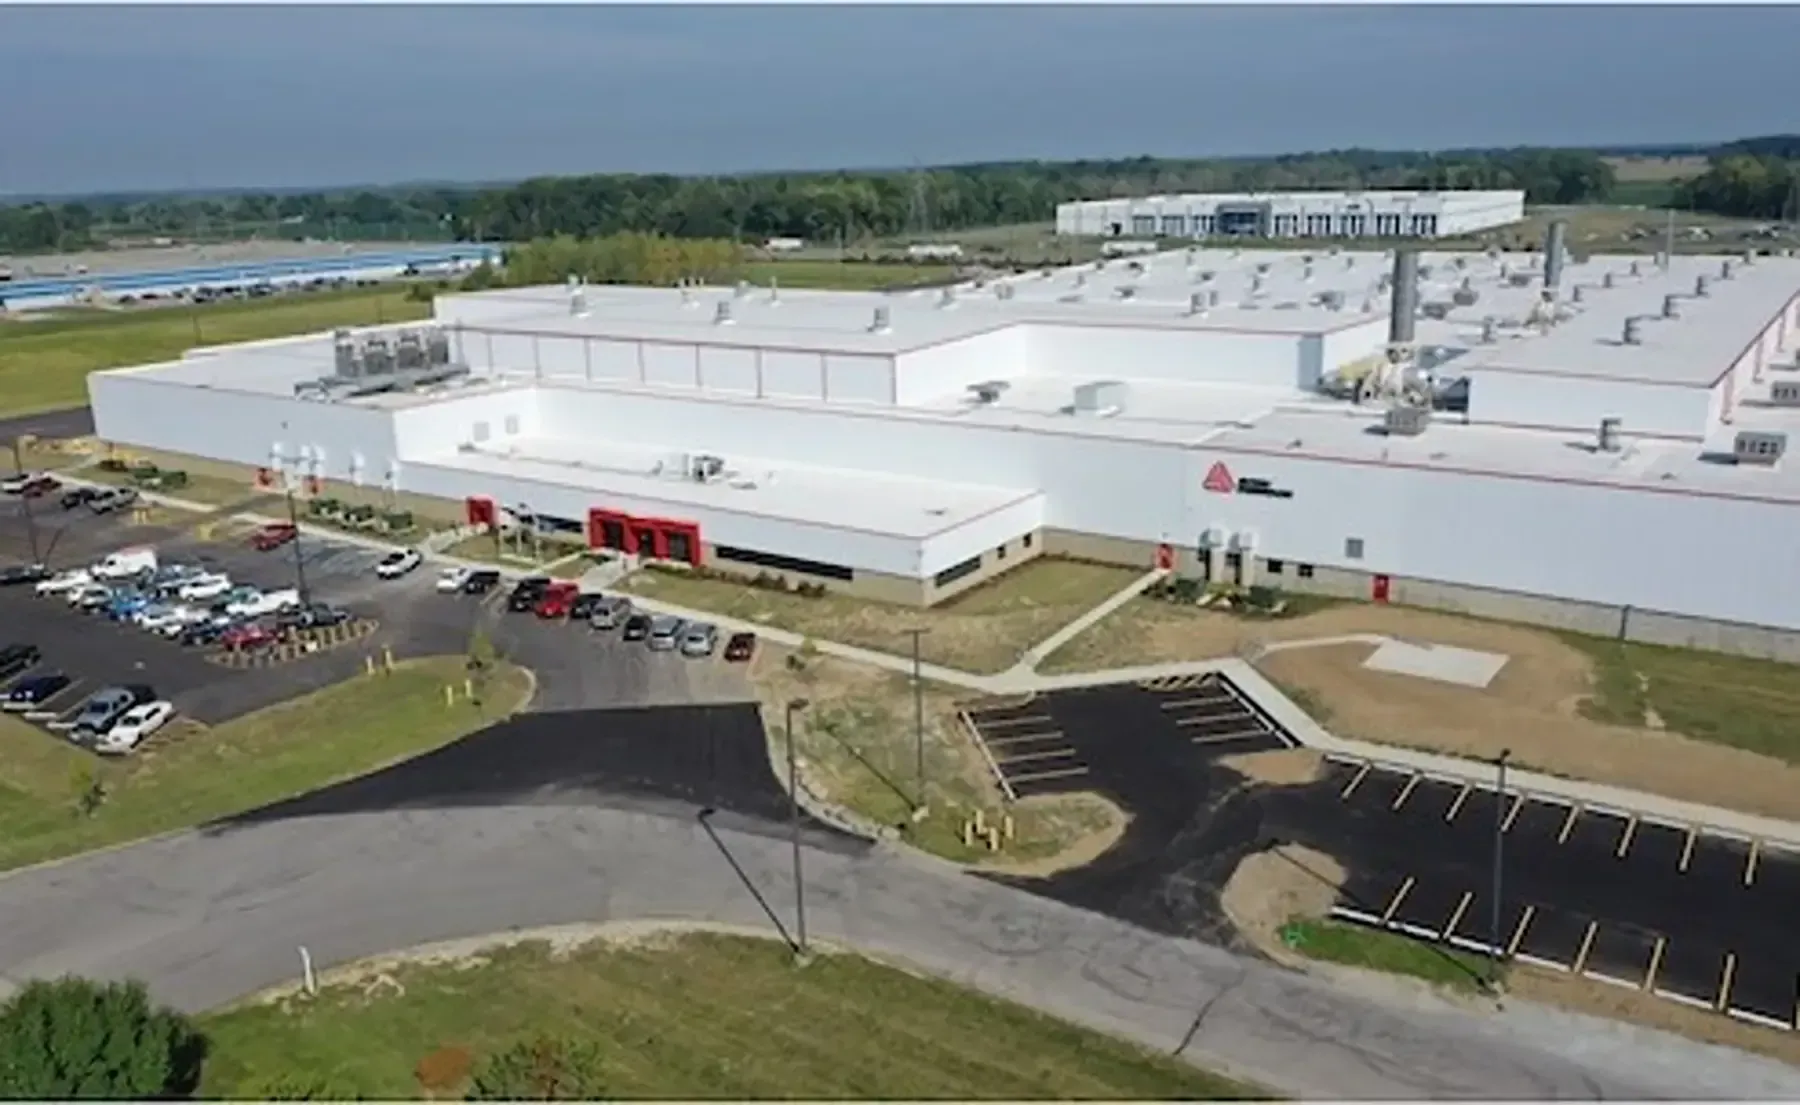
<box><xmin>225</xmin><ymin>588</ymin><xmax>302</xmax><ymax>619</ymax></box>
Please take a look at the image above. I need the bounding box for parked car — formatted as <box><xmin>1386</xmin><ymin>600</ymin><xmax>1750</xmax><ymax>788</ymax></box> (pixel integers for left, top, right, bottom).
<box><xmin>507</xmin><ymin>576</ymin><xmax>552</xmax><ymax>613</ymax></box>
<box><xmin>71</xmin><ymin>685</ymin><xmax>154</xmax><ymax>740</ymax></box>
<box><xmin>143</xmin><ymin>605</ymin><xmax>209</xmax><ymax>635</ymax></box>
<box><xmin>0</xmin><ymin>472</ymin><xmax>40</xmax><ymax>495</ymax></box>
<box><xmin>276</xmin><ymin>603</ymin><xmax>351</xmax><ymax>632</ymax></box>
<box><xmin>621</xmin><ymin>613</ymin><xmax>653</xmax><ymax>642</ymax></box>
<box><xmin>70</xmin><ymin>583</ymin><xmax>115</xmax><ymax>611</ymax></box>
<box><xmin>89</xmin><ymin>487</ymin><xmax>139</xmax><ymax>514</ymax></box>
<box><xmin>435</xmin><ymin>566</ymin><xmax>474</xmax><ymax>593</ymax></box>
<box><xmin>219</xmin><ymin>622</ymin><xmax>276</xmax><ymax>651</ymax></box>
<box><xmin>586</xmin><ymin>595</ymin><xmax>633</xmax><ymax>631</ymax></box>
<box><xmin>95</xmin><ymin>701</ymin><xmax>175</xmax><ymax>754</ymax></box>
<box><xmin>34</xmin><ymin>568</ymin><xmax>91</xmax><ymax>596</ymax></box>
<box><xmin>16</xmin><ymin>475</ymin><xmax>59</xmax><ymax>499</ymax></box>
<box><xmin>461</xmin><ymin>568</ymin><xmax>502</xmax><ymax>595</ymax></box>
<box><xmin>105</xmin><ymin>591</ymin><xmax>153</xmax><ymax>621</ymax></box>
<box><xmin>249</xmin><ymin>522</ymin><xmax>298</xmax><ymax>551</ymax></box>
<box><xmin>178</xmin><ymin>620</ymin><xmax>230</xmax><ymax>647</ymax></box>
<box><xmin>533</xmin><ymin>581</ymin><xmax>581</xmax><ymax>619</ymax></box>
<box><xmin>647</xmin><ymin>615</ymin><xmax>686</xmax><ymax>652</ymax></box>
<box><xmin>60</xmin><ymin>486</ymin><xmax>102</xmax><ymax>510</ymax></box>
<box><xmin>375</xmin><ymin>549</ymin><xmax>423</xmax><ymax>579</ymax></box>
<box><xmin>226</xmin><ymin>587</ymin><xmax>300</xmax><ymax>619</ymax></box>
<box><xmin>177</xmin><ymin>573</ymin><xmax>233</xmax><ymax>601</ymax></box>
<box><xmin>724</xmin><ymin>631</ymin><xmax>757</xmax><ymax>663</ymax></box>
<box><xmin>568</xmin><ymin>592</ymin><xmax>607</xmax><ymax>620</ymax></box>
<box><xmin>92</xmin><ymin>547</ymin><xmax>157</xmax><ymax>580</ymax></box>
<box><xmin>0</xmin><ymin>563</ymin><xmax>50</xmax><ymax>586</ymax></box>
<box><xmin>0</xmin><ymin>643</ymin><xmax>41</xmax><ymax>680</ymax></box>
<box><xmin>3</xmin><ymin>672</ymin><xmax>72</xmax><ymax>711</ymax></box>
<box><xmin>679</xmin><ymin>622</ymin><xmax>719</xmax><ymax>658</ymax></box>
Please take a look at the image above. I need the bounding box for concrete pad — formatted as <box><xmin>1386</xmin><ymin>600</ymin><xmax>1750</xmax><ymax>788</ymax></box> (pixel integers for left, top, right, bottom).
<box><xmin>1362</xmin><ymin>639</ymin><xmax>1509</xmax><ymax>689</ymax></box>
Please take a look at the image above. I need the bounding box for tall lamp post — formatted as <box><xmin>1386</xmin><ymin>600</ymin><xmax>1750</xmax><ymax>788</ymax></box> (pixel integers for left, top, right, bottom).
<box><xmin>1488</xmin><ymin>747</ymin><xmax>1512</xmax><ymax>994</ymax></box>
<box><xmin>284</xmin><ymin>473</ymin><xmax>310</xmax><ymax>607</ymax></box>
<box><xmin>903</xmin><ymin>627</ymin><xmax>930</xmax><ymax>818</ymax></box>
<box><xmin>785</xmin><ymin>698</ymin><xmax>811</xmax><ymax>958</ymax></box>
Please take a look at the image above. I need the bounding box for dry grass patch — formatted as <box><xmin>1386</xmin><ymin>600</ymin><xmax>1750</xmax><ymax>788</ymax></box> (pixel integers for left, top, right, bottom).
<box><xmin>747</xmin><ymin>643</ymin><xmax>1125</xmax><ymax>866</ymax></box>
<box><xmin>626</xmin><ymin>557</ymin><xmax>1140</xmax><ymax>675</ymax></box>
<box><xmin>1603</xmin><ymin>155</ymin><xmax>1710</xmax><ymax>182</ymax></box>
<box><xmin>1220</xmin><ymin>844</ymin><xmax>1345</xmax><ymax>966</ymax></box>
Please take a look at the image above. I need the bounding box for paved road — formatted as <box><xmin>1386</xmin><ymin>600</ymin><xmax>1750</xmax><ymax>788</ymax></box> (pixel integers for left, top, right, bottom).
<box><xmin>4</xmin><ymin>796</ymin><xmax>1800</xmax><ymax>1099</ymax></box>
<box><xmin>0</xmin><ymin>407</ymin><xmax>94</xmax><ymax>444</ymax></box>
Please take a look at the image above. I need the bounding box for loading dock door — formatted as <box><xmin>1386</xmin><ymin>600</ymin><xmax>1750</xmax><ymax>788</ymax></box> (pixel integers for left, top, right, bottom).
<box><xmin>1372</xmin><ymin>574</ymin><xmax>1391</xmax><ymax>603</ymax></box>
<box><xmin>632</xmin><ymin>525</ymin><xmax>661</xmax><ymax>559</ymax></box>
<box><xmin>665</xmin><ymin>529</ymin><xmax>694</xmax><ymax>565</ymax></box>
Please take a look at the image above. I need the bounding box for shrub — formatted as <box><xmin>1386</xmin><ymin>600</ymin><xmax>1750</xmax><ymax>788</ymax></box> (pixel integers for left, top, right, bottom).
<box><xmin>241</xmin><ymin>1072</ymin><xmax>355</xmax><ymax>1100</ymax></box>
<box><xmin>414</xmin><ymin>1044</ymin><xmax>472</xmax><ymax>1094</ymax></box>
<box><xmin>467</xmin><ymin>1036</ymin><xmax>608</xmax><ymax>1101</ymax></box>
<box><xmin>0</xmin><ymin>977</ymin><xmax>204</xmax><ymax>1099</ymax></box>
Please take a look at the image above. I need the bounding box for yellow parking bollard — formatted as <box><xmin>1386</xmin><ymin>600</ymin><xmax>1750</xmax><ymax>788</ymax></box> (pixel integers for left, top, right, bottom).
<box><xmin>962</xmin><ymin>820</ymin><xmax>975</xmax><ymax>849</ymax></box>
<box><xmin>444</xmin><ymin>685</ymin><xmax>456</xmax><ymax>707</ymax></box>
<box><xmin>984</xmin><ymin>827</ymin><xmax>1002</xmax><ymax>852</ymax></box>
<box><xmin>1001</xmin><ymin>814</ymin><xmax>1016</xmax><ymax>842</ymax></box>
<box><xmin>382</xmin><ymin>646</ymin><xmax>395</xmax><ymax>672</ymax></box>
<box><xmin>364</xmin><ymin>655</ymin><xmax>376</xmax><ymax>676</ymax></box>
<box><xmin>972</xmin><ymin>808</ymin><xmax>987</xmax><ymax>834</ymax></box>
<box><xmin>463</xmin><ymin>678</ymin><xmax>475</xmax><ymax>700</ymax></box>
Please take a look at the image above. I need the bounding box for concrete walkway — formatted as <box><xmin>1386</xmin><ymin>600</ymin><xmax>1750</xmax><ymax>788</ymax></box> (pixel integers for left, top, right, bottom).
<box><xmin>107</xmin><ymin>480</ymin><xmax>1800</xmax><ymax>850</ymax></box>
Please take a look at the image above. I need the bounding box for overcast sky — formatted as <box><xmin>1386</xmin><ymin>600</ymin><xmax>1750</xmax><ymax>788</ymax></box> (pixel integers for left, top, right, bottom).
<box><xmin>3</xmin><ymin>4</ymin><xmax>1796</xmax><ymax>197</ymax></box>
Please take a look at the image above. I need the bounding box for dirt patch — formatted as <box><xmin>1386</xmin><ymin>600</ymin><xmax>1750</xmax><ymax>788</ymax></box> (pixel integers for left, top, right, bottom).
<box><xmin>986</xmin><ymin>792</ymin><xmax>1129</xmax><ymax>878</ymax></box>
<box><xmin>1219</xmin><ymin>747</ymin><xmax>1324</xmax><ymax>788</ymax></box>
<box><xmin>1219</xmin><ymin>844</ymin><xmax>1345</xmax><ymax>967</ymax></box>
<box><xmin>1508</xmin><ymin>965</ymin><xmax>1800</xmax><ymax>1068</ymax></box>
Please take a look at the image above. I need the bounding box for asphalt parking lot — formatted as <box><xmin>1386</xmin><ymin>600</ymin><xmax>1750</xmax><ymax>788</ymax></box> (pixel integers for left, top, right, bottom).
<box><xmin>1319</xmin><ymin>757</ymin><xmax>1800</xmax><ymax>1030</ymax></box>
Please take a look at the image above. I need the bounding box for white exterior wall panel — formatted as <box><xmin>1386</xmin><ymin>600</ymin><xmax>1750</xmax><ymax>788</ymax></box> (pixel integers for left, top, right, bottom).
<box><xmin>698</xmin><ymin>346</ymin><xmax>759</xmax><ymax>395</ymax></box>
<box><xmin>822</xmin><ymin>354</ymin><xmax>894</xmax><ymax>404</ymax></box>
<box><xmin>1029</xmin><ymin>325</ymin><xmax>1303</xmax><ymax>389</ymax></box>
<box><xmin>642</xmin><ymin>343</ymin><xmax>697</xmax><ymax>390</ymax></box>
<box><xmin>917</xmin><ymin>493</ymin><xmax>1047</xmax><ymax>576</ymax></box>
<box><xmin>1468</xmin><ymin>370</ymin><xmax>1709</xmax><ymax>438</ymax></box>
<box><xmin>391</xmin><ymin>388</ymin><xmax>541</xmax><ymax>459</ymax></box>
<box><xmin>893</xmin><ymin>327</ymin><xmax>1030</xmax><ymax>405</ymax></box>
<box><xmin>588</xmin><ymin>339</ymin><xmax>639</xmax><ymax>383</ymax></box>
<box><xmin>761</xmin><ymin>350</ymin><xmax>826</xmax><ymax>401</ymax></box>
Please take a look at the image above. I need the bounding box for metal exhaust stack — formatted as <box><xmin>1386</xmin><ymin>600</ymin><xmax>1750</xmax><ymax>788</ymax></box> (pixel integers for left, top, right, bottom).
<box><xmin>1388</xmin><ymin>249</ymin><xmax>1419</xmax><ymax>348</ymax></box>
<box><xmin>1543</xmin><ymin>220</ymin><xmax>1568</xmax><ymax>294</ymax></box>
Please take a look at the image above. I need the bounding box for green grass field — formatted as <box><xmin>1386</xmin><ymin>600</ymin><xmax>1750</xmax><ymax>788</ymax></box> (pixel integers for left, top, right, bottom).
<box><xmin>200</xmin><ymin>932</ymin><xmax>1265</xmax><ymax>1100</ymax></box>
<box><xmin>0</xmin><ymin>287</ymin><xmax>429</xmax><ymax>419</ymax></box>
<box><xmin>1280</xmin><ymin>918</ymin><xmax>1494</xmax><ymax>994</ymax></box>
<box><xmin>0</xmin><ymin>656</ymin><xmax>531</xmax><ymax>873</ymax></box>
<box><xmin>742</xmin><ymin>259</ymin><xmax>955</xmax><ymax>290</ymax></box>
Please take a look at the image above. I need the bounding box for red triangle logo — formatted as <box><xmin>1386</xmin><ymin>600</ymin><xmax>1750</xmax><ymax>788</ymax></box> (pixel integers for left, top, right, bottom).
<box><xmin>1202</xmin><ymin>461</ymin><xmax>1236</xmax><ymax>494</ymax></box>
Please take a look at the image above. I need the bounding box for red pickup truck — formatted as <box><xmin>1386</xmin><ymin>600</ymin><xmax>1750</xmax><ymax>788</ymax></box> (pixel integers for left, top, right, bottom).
<box><xmin>248</xmin><ymin>523</ymin><xmax>297</xmax><ymax>551</ymax></box>
<box><xmin>533</xmin><ymin>581</ymin><xmax>582</xmax><ymax>619</ymax></box>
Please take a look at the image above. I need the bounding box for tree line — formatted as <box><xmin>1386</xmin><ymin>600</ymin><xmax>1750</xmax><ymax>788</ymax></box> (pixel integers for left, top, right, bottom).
<box><xmin>1673</xmin><ymin>155</ymin><xmax>1800</xmax><ymax>221</ymax></box>
<box><xmin>3</xmin><ymin>139</ymin><xmax>1796</xmax><ymax>258</ymax></box>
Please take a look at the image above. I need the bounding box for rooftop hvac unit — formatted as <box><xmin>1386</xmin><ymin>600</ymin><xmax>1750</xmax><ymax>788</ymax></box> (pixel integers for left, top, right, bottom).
<box><xmin>395</xmin><ymin>331</ymin><xmax>426</xmax><ymax>371</ymax></box>
<box><xmin>1507</xmin><ymin>272</ymin><xmax>1534</xmax><ymax>287</ymax></box>
<box><xmin>1602</xmin><ymin>272</ymin><xmax>1615</xmax><ymax>289</ymax></box>
<box><xmin>1734</xmin><ymin>430</ymin><xmax>1787</xmax><ymax>466</ymax></box>
<box><xmin>1629</xmin><ymin>260</ymin><xmax>1642</xmax><ymax>277</ymax></box>
<box><xmin>1420</xmin><ymin>301</ymin><xmax>1452</xmax><ymax>320</ymax></box>
<box><xmin>1071</xmin><ymin>380</ymin><xmax>1128</xmax><ymax>417</ymax></box>
<box><xmin>1771</xmin><ymin>380</ymin><xmax>1800</xmax><ymax>407</ymax></box>
<box><xmin>1187</xmin><ymin>292</ymin><xmax>1208</xmax><ymax>317</ymax></box>
<box><xmin>1451</xmin><ymin>280</ymin><xmax>1479</xmax><ymax>306</ymax></box>
<box><xmin>688</xmin><ymin>454</ymin><xmax>726</xmax><ymax>483</ymax></box>
<box><xmin>333</xmin><ymin>330</ymin><xmax>358</xmax><ymax>377</ymax></box>
<box><xmin>968</xmin><ymin>380</ymin><xmax>1010</xmax><ymax>404</ymax></box>
<box><xmin>426</xmin><ymin>328</ymin><xmax>451</xmax><ymax>366</ymax></box>
<box><xmin>1114</xmin><ymin>285</ymin><xmax>1137</xmax><ymax>300</ymax></box>
<box><xmin>1384</xmin><ymin>405</ymin><xmax>1431</xmax><ymax>437</ymax></box>
<box><xmin>1571</xmin><ymin>286</ymin><xmax>1585</xmax><ymax>305</ymax></box>
<box><xmin>360</xmin><ymin>336</ymin><xmax>395</xmax><ymax>377</ymax></box>
<box><xmin>1318</xmin><ymin>289</ymin><xmax>1345</xmax><ymax>311</ymax></box>
<box><xmin>1695</xmin><ymin>275</ymin><xmax>1712</xmax><ymax>298</ymax></box>
<box><xmin>1721</xmin><ymin>260</ymin><xmax>1735</xmax><ymax>280</ymax></box>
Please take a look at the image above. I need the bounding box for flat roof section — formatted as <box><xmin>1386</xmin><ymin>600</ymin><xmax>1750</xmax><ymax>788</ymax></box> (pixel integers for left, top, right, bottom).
<box><xmin>436</xmin><ymin>436</ymin><xmax>1042</xmax><ymax>540</ymax></box>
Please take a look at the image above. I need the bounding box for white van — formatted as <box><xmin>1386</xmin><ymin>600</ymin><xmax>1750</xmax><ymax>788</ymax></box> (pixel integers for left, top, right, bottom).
<box><xmin>227</xmin><ymin>587</ymin><xmax>301</xmax><ymax>618</ymax></box>
<box><xmin>92</xmin><ymin>547</ymin><xmax>157</xmax><ymax>580</ymax></box>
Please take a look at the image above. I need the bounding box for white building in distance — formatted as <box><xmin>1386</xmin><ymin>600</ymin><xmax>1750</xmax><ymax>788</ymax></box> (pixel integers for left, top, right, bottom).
<box><xmin>1056</xmin><ymin>190</ymin><xmax>1526</xmax><ymax>241</ymax></box>
<box><xmin>87</xmin><ymin>239</ymin><xmax>1800</xmax><ymax>660</ymax></box>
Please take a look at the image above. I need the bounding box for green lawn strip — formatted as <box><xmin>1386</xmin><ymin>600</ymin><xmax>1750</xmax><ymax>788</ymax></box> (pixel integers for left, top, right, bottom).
<box><xmin>0</xmin><ymin>287</ymin><xmax>428</xmax><ymax>418</ymax></box>
<box><xmin>741</xmin><ymin>259</ymin><xmax>954</xmax><ymax>290</ymax></box>
<box><xmin>0</xmin><ymin>656</ymin><xmax>530</xmax><ymax>873</ymax></box>
<box><xmin>1279</xmin><ymin>917</ymin><xmax>1494</xmax><ymax>994</ymax></box>
<box><xmin>200</xmin><ymin>932</ymin><xmax>1268</xmax><ymax>1099</ymax></box>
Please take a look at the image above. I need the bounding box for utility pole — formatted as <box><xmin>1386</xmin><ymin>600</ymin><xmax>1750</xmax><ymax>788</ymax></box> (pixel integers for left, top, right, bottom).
<box><xmin>10</xmin><ymin>438</ymin><xmax>41</xmax><ymax>565</ymax></box>
<box><xmin>904</xmin><ymin>627</ymin><xmax>930</xmax><ymax>816</ymax></box>
<box><xmin>1488</xmin><ymin>748</ymin><xmax>1511</xmax><ymax>994</ymax></box>
<box><xmin>285</xmin><ymin>477</ymin><xmax>310</xmax><ymax>607</ymax></box>
<box><xmin>785</xmin><ymin>698</ymin><xmax>812</xmax><ymax>958</ymax></box>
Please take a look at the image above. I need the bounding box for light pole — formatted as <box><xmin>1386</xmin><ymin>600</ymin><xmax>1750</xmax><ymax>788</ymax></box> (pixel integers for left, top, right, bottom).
<box><xmin>785</xmin><ymin>697</ymin><xmax>811</xmax><ymax>957</ymax></box>
<box><xmin>903</xmin><ymin>627</ymin><xmax>929</xmax><ymax>817</ymax></box>
<box><xmin>284</xmin><ymin>477</ymin><xmax>310</xmax><ymax>607</ymax></box>
<box><xmin>1488</xmin><ymin>747</ymin><xmax>1511</xmax><ymax>994</ymax></box>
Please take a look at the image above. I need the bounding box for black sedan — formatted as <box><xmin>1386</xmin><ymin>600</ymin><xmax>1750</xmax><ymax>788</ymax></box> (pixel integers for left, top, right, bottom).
<box><xmin>0</xmin><ymin>563</ymin><xmax>50</xmax><ymax>586</ymax></box>
<box><xmin>506</xmin><ymin>577</ymin><xmax>551</xmax><ymax>613</ymax></box>
<box><xmin>0</xmin><ymin>643</ymin><xmax>42</xmax><ymax>680</ymax></box>
<box><xmin>276</xmin><ymin>603</ymin><xmax>352</xmax><ymax>632</ymax></box>
<box><xmin>2</xmin><ymin>672</ymin><xmax>72</xmax><ymax>711</ymax></box>
<box><xmin>60</xmin><ymin>487</ymin><xmax>102</xmax><ymax>510</ymax></box>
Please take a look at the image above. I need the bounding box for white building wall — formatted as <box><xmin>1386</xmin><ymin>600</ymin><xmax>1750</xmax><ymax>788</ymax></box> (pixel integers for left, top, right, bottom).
<box><xmin>918</xmin><ymin>494</ymin><xmax>1047</xmax><ymax>576</ymax></box>
<box><xmin>1027</xmin><ymin>325</ymin><xmax>1306</xmax><ymax>388</ymax></box>
<box><xmin>823</xmin><ymin>354</ymin><xmax>894</xmax><ymax>404</ymax></box>
<box><xmin>893</xmin><ymin>326</ymin><xmax>1031</xmax><ymax>405</ymax></box>
<box><xmin>1317</xmin><ymin>319</ymin><xmax>1391</xmax><ymax>376</ymax></box>
<box><xmin>391</xmin><ymin>387</ymin><xmax>542</xmax><ymax>459</ymax></box>
<box><xmin>1055</xmin><ymin>191</ymin><xmax>1525</xmax><ymax>239</ymax></box>
<box><xmin>1185</xmin><ymin>447</ymin><xmax>1800</xmax><ymax>631</ymax></box>
<box><xmin>1467</xmin><ymin>370</ymin><xmax>1710</xmax><ymax>438</ymax></box>
<box><xmin>399</xmin><ymin>458</ymin><xmax>923</xmax><ymax>576</ymax></box>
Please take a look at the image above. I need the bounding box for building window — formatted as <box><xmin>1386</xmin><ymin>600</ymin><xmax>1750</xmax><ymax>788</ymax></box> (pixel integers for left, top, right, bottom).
<box><xmin>996</xmin><ymin>545</ymin><xmax>1007</xmax><ymax>560</ymax></box>
<box><xmin>1161</xmin><ymin>215</ymin><xmax>1186</xmax><ymax>236</ymax></box>
<box><xmin>1345</xmin><ymin>537</ymin><xmax>1364</xmax><ymax>560</ymax></box>
<box><xmin>715</xmin><ymin>544</ymin><xmax>855</xmax><ymax>582</ymax></box>
<box><xmin>1297</xmin><ymin>563</ymin><xmax>1315</xmax><ymax>579</ymax></box>
<box><xmin>1266</xmin><ymin>559</ymin><xmax>1284</xmax><ymax>575</ymax></box>
<box><xmin>1022</xmin><ymin>533</ymin><xmax>1033</xmax><ymax>549</ymax></box>
<box><xmin>1131</xmin><ymin>215</ymin><xmax>1157</xmax><ymax>236</ymax></box>
<box><xmin>934</xmin><ymin>556</ymin><xmax>982</xmax><ymax>588</ymax></box>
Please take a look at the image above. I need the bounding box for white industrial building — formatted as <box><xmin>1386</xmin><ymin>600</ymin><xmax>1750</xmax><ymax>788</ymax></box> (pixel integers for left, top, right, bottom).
<box><xmin>86</xmin><ymin>236</ymin><xmax>1800</xmax><ymax>658</ymax></box>
<box><xmin>1056</xmin><ymin>190</ymin><xmax>1525</xmax><ymax>241</ymax></box>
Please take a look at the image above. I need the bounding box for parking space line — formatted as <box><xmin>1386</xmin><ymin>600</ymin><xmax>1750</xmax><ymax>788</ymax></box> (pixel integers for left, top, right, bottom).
<box><xmin>996</xmin><ymin>748</ymin><xmax>1079</xmax><ymax>767</ymax></box>
<box><xmin>1680</xmin><ymin>826</ymin><xmax>1697</xmax><ymax>872</ymax></box>
<box><xmin>970</xmin><ymin>714</ymin><xmax>1054</xmax><ymax>729</ymax></box>
<box><xmin>1174</xmin><ymin>715</ymin><xmax>1263</xmax><ymax>730</ymax></box>
<box><xmin>1501</xmin><ymin>793</ymin><xmax>1523</xmax><ymax>832</ymax></box>
<box><xmin>1445</xmin><ymin>783</ymin><xmax>1471</xmax><ymax>821</ymax></box>
<box><xmin>986</xmin><ymin>731</ymin><xmax>1065</xmax><ymax>747</ymax></box>
<box><xmin>1340</xmin><ymin>761</ymin><xmax>1372</xmax><ymax>799</ymax></box>
<box><xmin>1644</xmin><ymin>936</ymin><xmax>1666</xmax><ymax>991</ymax></box>
<box><xmin>1008</xmin><ymin>765</ymin><xmax>1088</xmax><ymax>786</ymax></box>
<box><xmin>1507</xmin><ymin>905</ymin><xmax>1536</xmax><ymax>957</ymax></box>
<box><xmin>1188</xmin><ymin>729</ymin><xmax>1273</xmax><ymax>745</ymax></box>
<box><xmin>1616</xmin><ymin>815</ymin><xmax>1639</xmax><ymax>858</ymax></box>
<box><xmin>1379</xmin><ymin>876</ymin><xmax>1415</xmax><ymax>924</ymax></box>
<box><xmin>1443</xmin><ymin>891</ymin><xmax>1473</xmax><ymax>939</ymax></box>
<box><xmin>1158</xmin><ymin>694</ymin><xmax>1233</xmax><ymax>710</ymax></box>
<box><xmin>1558</xmin><ymin>803</ymin><xmax>1583</xmax><ymax>844</ymax></box>
<box><xmin>1745</xmin><ymin>839</ymin><xmax>1761</xmax><ymax>886</ymax></box>
<box><xmin>1573</xmin><ymin>921</ymin><xmax>1598</xmax><ymax>974</ymax></box>
<box><xmin>1391</xmin><ymin>773</ymin><xmax>1421</xmax><ymax>810</ymax></box>
<box><xmin>1716</xmin><ymin>953</ymin><xmax>1737</xmax><ymax>1012</ymax></box>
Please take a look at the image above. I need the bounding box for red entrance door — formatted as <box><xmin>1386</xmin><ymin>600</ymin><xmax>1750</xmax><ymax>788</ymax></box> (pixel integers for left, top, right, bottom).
<box><xmin>1372</xmin><ymin>574</ymin><xmax>1391</xmax><ymax>603</ymax></box>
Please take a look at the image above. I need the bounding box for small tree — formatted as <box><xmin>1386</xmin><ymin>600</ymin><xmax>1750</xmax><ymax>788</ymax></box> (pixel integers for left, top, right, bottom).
<box><xmin>466</xmin><ymin>1036</ymin><xmax>607</xmax><ymax>1101</ymax></box>
<box><xmin>0</xmin><ymin>977</ymin><xmax>204</xmax><ymax>1098</ymax></box>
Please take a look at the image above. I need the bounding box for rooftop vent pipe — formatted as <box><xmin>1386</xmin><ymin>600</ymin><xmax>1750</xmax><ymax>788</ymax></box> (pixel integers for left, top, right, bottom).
<box><xmin>1571</xmin><ymin>285</ymin><xmax>1585</xmax><ymax>304</ymax></box>
<box><xmin>1662</xmin><ymin>294</ymin><xmax>1680</xmax><ymax>318</ymax></box>
<box><xmin>1187</xmin><ymin>292</ymin><xmax>1208</xmax><ymax>317</ymax></box>
<box><xmin>713</xmin><ymin>301</ymin><xmax>734</xmax><ymax>325</ymax></box>
<box><xmin>1721</xmin><ymin>260</ymin><xmax>1735</xmax><ymax>280</ymax></box>
<box><xmin>1695</xmin><ymin>275</ymin><xmax>1712</xmax><ymax>298</ymax></box>
<box><xmin>938</xmin><ymin>287</ymin><xmax>957</xmax><ymax>309</ymax></box>
<box><xmin>1623</xmin><ymin>317</ymin><xmax>1645</xmax><ymax>345</ymax></box>
<box><xmin>1388</xmin><ymin>249</ymin><xmax>1420</xmax><ymax>346</ymax></box>
<box><xmin>1480</xmin><ymin>316</ymin><xmax>1498</xmax><ymax>344</ymax></box>
<box><xmin>734</xmin><ymin>280</ymin><xmax>751</xmax><ymax>298</ymax></box>
<box><xmin>1629</xmin><ymin>260</ymin><xmax>1642</xmax><ymax>277</ymax></box>
<box><xmin>1602</xmin><ymin>272</ymin><xmax>1615</xmax><ymax>289</ymax></box>
<box><xmin>869</xmin><ymin>306</ymin><xmax>891</xmax><ymax>333</ymax></box>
